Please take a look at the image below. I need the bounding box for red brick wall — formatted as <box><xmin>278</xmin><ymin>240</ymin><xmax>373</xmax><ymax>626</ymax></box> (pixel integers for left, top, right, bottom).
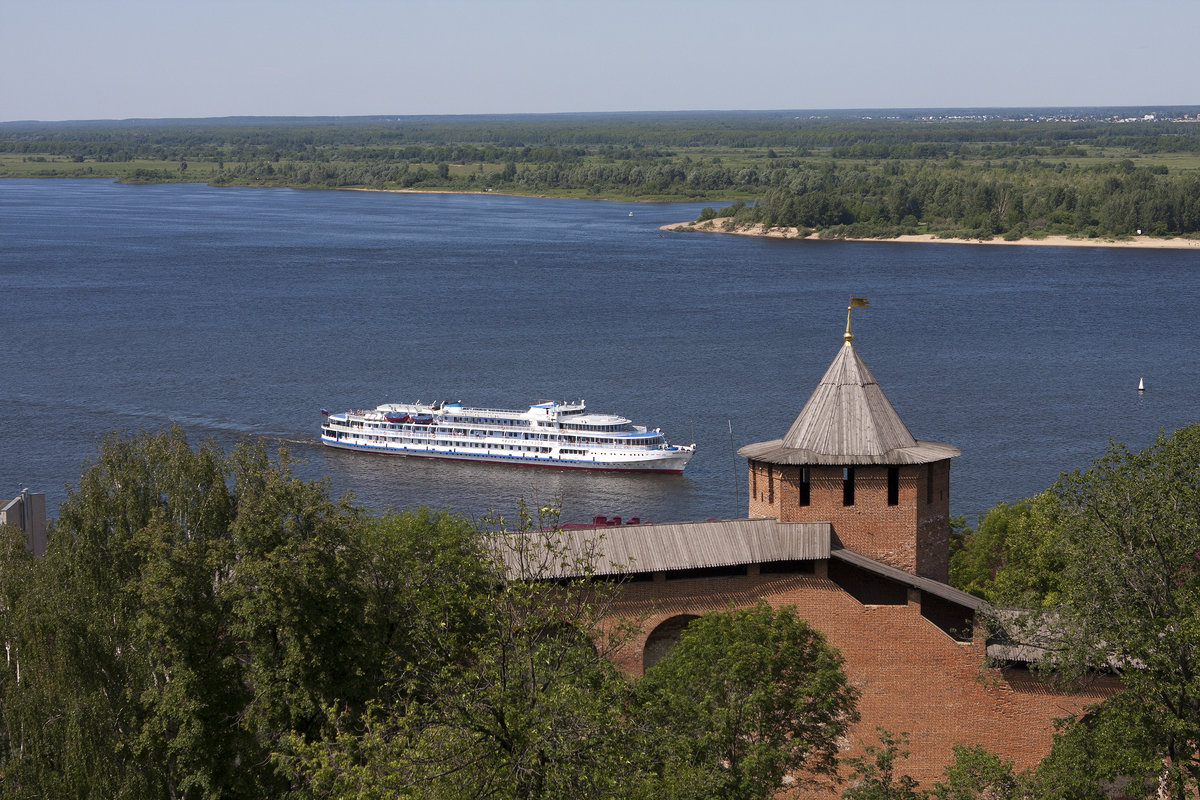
<box><xmin>916</xmin><ymin>459</ymin><xmax>952</xmax><ymax>582</ymax></box>
<box><xmin>603</xmin><ymin>570</ymin><xmax>1116</xmax><ymax>793</ymax></box>
<box><xmin>747</xmin><ymin>459</ymin><xmax>952</xmax><ymax>582</ymax></box>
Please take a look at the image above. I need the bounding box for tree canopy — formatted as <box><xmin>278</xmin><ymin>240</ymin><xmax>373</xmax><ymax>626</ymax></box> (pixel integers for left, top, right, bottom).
<box><xmin>0</xmin><ymin>428</ymin><xmax>858</xmax><ymax>800</ymax></box>
<box><xmin>951</xmin><ymin>423</ymin><xmax>1200</xmax><ymax>798</ymax></box>
<box><xmin>637</xmin><ymin>601</ymin><xmax>859</xmax><ymax>799</ymax></box>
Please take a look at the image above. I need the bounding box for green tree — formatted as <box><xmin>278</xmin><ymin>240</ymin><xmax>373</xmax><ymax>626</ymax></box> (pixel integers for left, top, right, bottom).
<box><xmin>1031</xmin><ymin>693</ymin><xmax>1159</xmax><ymax>800</ymax></box>
<box><xmin>841</xmin><ymin>728</ymin><xmax>923</xmax><ymax>800</ymax></box>
<box><xmin>1016</xmin><ymin>424</ymin><xmax>1200</xmax><ymax>798</ymax></box>
<box><xmin>948</xmin><ymin>495</ymin><xmax>1066</xmax><ymax>606</ymax></box>
<box><xmin>638</xmin><ymin>601</ymin><xmax>859</xmax><ymax>799</ymax></box>
<box><xmin>290</xmin><ymin>503</ymin><xmax>645</xmax><ymax>800</ymax></box>
<box><xmin>930</xmin><ymin>744</ymin><xmax>1030</xmax><ymax>800</ymax></box>
<box><xmin>0</xmin><ymin>428</ymin><xmax>379</xmax><ymax>799</ymax></box>
<box><xmin>354</xmin><ymin>506</ymin><xmax>494</xmax><ymax>707</ymax></box>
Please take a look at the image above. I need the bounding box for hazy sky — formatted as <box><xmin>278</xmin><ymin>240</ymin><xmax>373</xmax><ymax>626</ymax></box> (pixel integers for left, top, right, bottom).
<box><xmin>4</xmin><ymin>0</ymin><xmax>1196</xmax><ymax>122</ymax></box>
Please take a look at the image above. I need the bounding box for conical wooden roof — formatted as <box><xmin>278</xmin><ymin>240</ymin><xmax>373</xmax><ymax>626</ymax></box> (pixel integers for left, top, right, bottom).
<box><xmin>738</xmin><ymin>341</ymin><xmax>960</xmax><ymax>466</ymax></box>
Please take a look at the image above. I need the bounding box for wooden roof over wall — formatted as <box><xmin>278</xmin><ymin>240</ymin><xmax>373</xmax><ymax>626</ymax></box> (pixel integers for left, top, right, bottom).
<box><xmin>738</xmin><ymin>341</ymin><xmax>960</xmax><ymax>466</ymax></box>
<box><xmin>496</xmin><ymin>518</ymin><xmax>831</xmax><ymax>579</ymax></box>
<box><xmin>830</xmin><ymin>547</ymin><xmax>985</xmax><ymax>611</ymax></box>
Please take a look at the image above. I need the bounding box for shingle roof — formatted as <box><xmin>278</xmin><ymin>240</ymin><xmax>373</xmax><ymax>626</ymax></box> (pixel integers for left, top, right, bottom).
<box><xmin>738</xmin><ymin>341</ymin><xmax>960</xmax><ymax>466</ymax></box>
<box><xmin>495</xmin><ymin>519</ymin><xmax>986</xmax><ymax>617</ymax></box>
<box><xmin>496</xmin><ymin>518</ymin><xmax>831</xmax><ymax>579</ymax></box>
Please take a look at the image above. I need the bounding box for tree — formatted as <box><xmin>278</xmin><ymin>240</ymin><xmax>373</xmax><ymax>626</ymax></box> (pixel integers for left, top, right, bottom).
<box><xmin>1030</xmin><ymin>694</ymin><xmax>1159</xmax><ymax>800</ymax></box>
<box><xmin>290</xmin><ymin>502</ymin><xmax>646</xmax><ymax>800</ymax></box>
<box><xmin>6</xmin><ymin>429</ymin><xmax>864</xmax><ymax>800</ymax></box>
<box><xmin>841</xmin><ymin>729</ymin><xmax>923</xmax><ymax>800</ymax></box>
<box><xmin>840</xmin><ymin>735</ymin><xmax>1036</xmax><ymax>800</ymax></box>
<box><xmin>1015</xmin><ymin>424</ymin><xmax>1200</xmax><ymax>798</ymax></box>
<box><xmin>638</xmin><ymin>601</ymin><xmax>859</xmax><ymax>799</ymax></box>
<box><xmin>948</xmin><ymin>495</ymin><xmax>1066</xmax><ymax>606</ymax></box>
<box><xmin>295</xmin><ymin>533</ymin><xmax>861</xmax><ymax>800</ymax></box>
<box><xmin>0</xmin><ymin>428</ymin><xmax>382</xmax><ymax>799</ymax></box>
<box><xmin>930</xmin><ymin>744</ymin><xmax>1029</xmax><ymax>800</ymax></box>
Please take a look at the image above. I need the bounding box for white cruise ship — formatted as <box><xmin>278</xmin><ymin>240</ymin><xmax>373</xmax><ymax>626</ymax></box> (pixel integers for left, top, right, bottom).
<box><xmin>320</xmin><ymin>400</ymin><xmax>696</xmax><ymax>473</ymax></box>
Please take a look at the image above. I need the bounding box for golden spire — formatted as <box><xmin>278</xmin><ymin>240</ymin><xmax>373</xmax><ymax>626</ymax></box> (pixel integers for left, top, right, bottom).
<box><xmin>844</xmin><ymin>296</ymin><xmax>870</xmax><ymax>343</ymax></box>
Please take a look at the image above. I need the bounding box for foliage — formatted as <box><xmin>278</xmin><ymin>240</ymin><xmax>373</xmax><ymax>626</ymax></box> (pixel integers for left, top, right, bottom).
<box><xmin>948</xmin><ymin>495</ymin><xmax>1066</xmax><ymax>606</ymax></box>
<box><xmin>302</xmin><ymin>503</ymin><xmax>644</xmax><ymax>799</ymax></box>
<box><xmin>1030</xmin><ymin>694</ymin><xmax>1160</xmax><ymax>800</ymax></box>
<box><xmin>710</xmin><ymin>161</ymin><xmax>1200</xmax><ymax>239</ymax></box>
<box><xmin>1</xmin><ymin>431</ymin><xmax>860</xmax><ymax>800</ymax></box>
<box><xmin>841</xmin><ymin>734</ymin><xmax>1038</xmax><ymax>800</ymax></box>
<box><xmin>949</xmin><ymin>425</ymin><xmax>1200</xmax><ymax>796</ymax></box>
<box><xmin>0</xmin><ymin>427</ymin><xmax>485</xmax><ymax>799</ymax></box>
<box><xmin>638</xmin><ymin>601</ymin><xmax>859</xmax><ymax>799</ymax></box>
<box><xmin>841</xmin><ymin>729</ymin><xmax>923</xmax><ymax>800</ymax></box>
<box><xmin>1011</xmin><ymin>424</ymin><xmax>1200</xmax><ymax>798</ymax></box>
<box><xmin>929</xmin><ymin>744</ymin><xmax>1030</xmax><ymax>800</ymax></box>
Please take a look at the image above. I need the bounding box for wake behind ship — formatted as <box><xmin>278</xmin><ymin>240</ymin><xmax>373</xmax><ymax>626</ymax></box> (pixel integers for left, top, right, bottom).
<box><xmin>320</xmin><ymin>399</ymin><xmax>695</xmax><ymax>473</ymax></box>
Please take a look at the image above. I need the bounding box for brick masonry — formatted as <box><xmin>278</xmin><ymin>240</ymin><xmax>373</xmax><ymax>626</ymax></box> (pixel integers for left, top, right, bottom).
<box><xmin>747</xmin><ymin>460</ymin><xmax>952</xmax><ymax>582</ymax></box>
<box><xmin>602</xmin><ymin>568</ymin><xmax>1118</xmax><ymax>791</ymax></box>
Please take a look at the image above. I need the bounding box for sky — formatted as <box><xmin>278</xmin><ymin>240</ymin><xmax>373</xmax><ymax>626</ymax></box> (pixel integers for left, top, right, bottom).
<box><xmin>3</xmin><ymin>0</ymin><xmax>1197</xmax><ymax>122</ymax></box>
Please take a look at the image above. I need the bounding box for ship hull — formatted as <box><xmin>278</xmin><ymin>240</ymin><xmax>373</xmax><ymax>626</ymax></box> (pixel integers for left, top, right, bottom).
<box><xmin>320</xmin><ymin>436</ymin><xmax>691</xmax><ymax>473</ymax></box>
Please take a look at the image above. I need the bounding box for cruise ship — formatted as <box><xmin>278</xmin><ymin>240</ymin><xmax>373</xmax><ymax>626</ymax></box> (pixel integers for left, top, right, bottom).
<box><xmin>320</xmin><ymin>400</ymin><xmax>696</xmax><ymax>473</ymax></box>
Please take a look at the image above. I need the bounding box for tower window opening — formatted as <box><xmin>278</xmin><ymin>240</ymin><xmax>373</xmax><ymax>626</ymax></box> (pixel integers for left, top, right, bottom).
<box><xmin>843</xmin><ymin>467</ymin><xmax>855</xmax><ymax>506</ymax></box>
<box><xmin>767</xmin><ymin>465</ymin><xmax>774</xmax><ymax>504</ymax></box>
<box><xmin>887</xmin><ymin>467</ymin><xmax>899</xmax><ymax>506</ymax></box>
<box><xmin>799</xmin><ymin>467</ymin><xmax>810</xmax><ymax>507</ymax></box>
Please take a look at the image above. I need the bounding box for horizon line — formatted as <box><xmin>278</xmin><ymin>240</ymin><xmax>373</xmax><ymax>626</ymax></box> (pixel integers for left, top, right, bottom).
<box><xmin>5</xmin><ymin>104</ymin><xmax>1200</xmax><ymax>126</ymax></box>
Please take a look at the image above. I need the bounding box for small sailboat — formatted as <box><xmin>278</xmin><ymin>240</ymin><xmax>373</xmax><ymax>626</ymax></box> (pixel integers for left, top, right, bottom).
<box><xmin>1138</xmin><ymin>377</ymin><xmax>1145</xmax><ymax>392</ymax></box>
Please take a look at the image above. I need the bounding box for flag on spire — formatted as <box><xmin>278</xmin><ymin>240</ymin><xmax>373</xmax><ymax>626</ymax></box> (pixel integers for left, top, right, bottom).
<box><xmin>844</xmin><ymin>297</ymin><xmax>871</xmax><ymax>342</ymax></box>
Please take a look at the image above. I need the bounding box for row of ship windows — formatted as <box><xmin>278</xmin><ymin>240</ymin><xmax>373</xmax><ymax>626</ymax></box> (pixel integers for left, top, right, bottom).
<box><xmin>335</xmin><ymin>419</ymin><xmax>626</xmax><ymax>434</ymax></box>
<box><xmin>350</xmin><ymin>424</ymin><xmax>656</xmax><ymax>447</ymax></box>
<box><xmin>559</xmin><ymin>423</ymin><xmax>629</xmax><ymax>432</ymax></box>
<box><xmin>337</xmin><ymin>433</ymin><xmax>553</xmax><ymax>453</ymax></box>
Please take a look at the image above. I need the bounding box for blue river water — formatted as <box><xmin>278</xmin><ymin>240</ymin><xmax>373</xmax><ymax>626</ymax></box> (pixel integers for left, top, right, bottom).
<box><xmin>3</xmin><ymin>179</ymin><xmax>1199</xmax><ymax>526</ymax></box>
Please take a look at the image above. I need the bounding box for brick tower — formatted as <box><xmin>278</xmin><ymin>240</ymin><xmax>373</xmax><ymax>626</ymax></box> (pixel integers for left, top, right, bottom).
<box><xmin>738</xmin><ymin>304</ymin><xmax>959</xmax><ymax>581</ymax></box>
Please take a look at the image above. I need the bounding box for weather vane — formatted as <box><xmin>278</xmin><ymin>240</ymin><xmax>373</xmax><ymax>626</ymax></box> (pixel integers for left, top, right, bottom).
<box><xmin>845</xmin><ymin>296</ymin><xmax>870</xmax><ymax>342</ymax></box>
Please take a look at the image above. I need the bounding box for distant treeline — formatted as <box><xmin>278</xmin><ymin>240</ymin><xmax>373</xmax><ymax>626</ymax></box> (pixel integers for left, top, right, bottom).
<box><xmin>4</xmin><ymin>112</ymin><xmax>1200</xmax><ymax>238</ymax></box>
<box><xmin>6</xmin><ymin>114</ymin><xmax>1200</xmax><ymax>162</ymax></box>
<box><xmin>699</xmin><ymin>160</ymin><xmax>1200</xmax><ymax>239</ymax></box>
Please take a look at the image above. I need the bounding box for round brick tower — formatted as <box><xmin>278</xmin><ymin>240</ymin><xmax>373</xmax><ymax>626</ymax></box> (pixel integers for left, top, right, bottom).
<box><xmin>737</xmin><ymin>307</ymin><xmax>959</xmax><ymax>581</ymax></box>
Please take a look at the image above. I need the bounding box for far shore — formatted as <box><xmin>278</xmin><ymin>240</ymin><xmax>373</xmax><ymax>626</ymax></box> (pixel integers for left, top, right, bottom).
<box><xmin>660</xmin><ymin>220</ymin><xmax>1200</xmax><ymax>249</ymax></box>
<box><xmin>344</xmin><ymin>187</ymin><xmax>1200</xmax><ymax>249</ymax></box>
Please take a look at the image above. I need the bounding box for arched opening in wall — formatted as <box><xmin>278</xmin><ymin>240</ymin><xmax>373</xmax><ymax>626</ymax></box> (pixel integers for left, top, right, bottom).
<box><xmin>642</xmin><ymin>614</ymin><xmax>700</xmax><ymax>671</ymax></box>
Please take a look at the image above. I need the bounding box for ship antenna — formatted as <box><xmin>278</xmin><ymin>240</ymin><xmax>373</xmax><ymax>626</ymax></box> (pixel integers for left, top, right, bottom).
<box><xmin>845</xmin><ymin>296</ymin><xmax>870</xmax><ymax>343</ymax></box>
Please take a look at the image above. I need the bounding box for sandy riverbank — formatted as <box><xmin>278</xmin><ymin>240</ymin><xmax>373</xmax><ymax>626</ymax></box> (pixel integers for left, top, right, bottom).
<box><xmin>660</xmin><ymin>220</ymin><xmax>1200</xmax><ymax>249</ymax></box>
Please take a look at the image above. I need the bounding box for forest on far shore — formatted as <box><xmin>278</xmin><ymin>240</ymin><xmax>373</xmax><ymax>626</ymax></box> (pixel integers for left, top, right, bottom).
<box><xmin>3</xmin><ymin>109</ymin><xmax>1200</xmax><ymax>240</ymax></box>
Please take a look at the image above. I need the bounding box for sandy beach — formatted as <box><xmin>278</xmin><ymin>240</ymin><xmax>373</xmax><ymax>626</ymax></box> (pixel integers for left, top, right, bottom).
<box><xmin>660</xmin><ymin>220</ymin><xmax>1200</xmax><ymax>249</ymax></box>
